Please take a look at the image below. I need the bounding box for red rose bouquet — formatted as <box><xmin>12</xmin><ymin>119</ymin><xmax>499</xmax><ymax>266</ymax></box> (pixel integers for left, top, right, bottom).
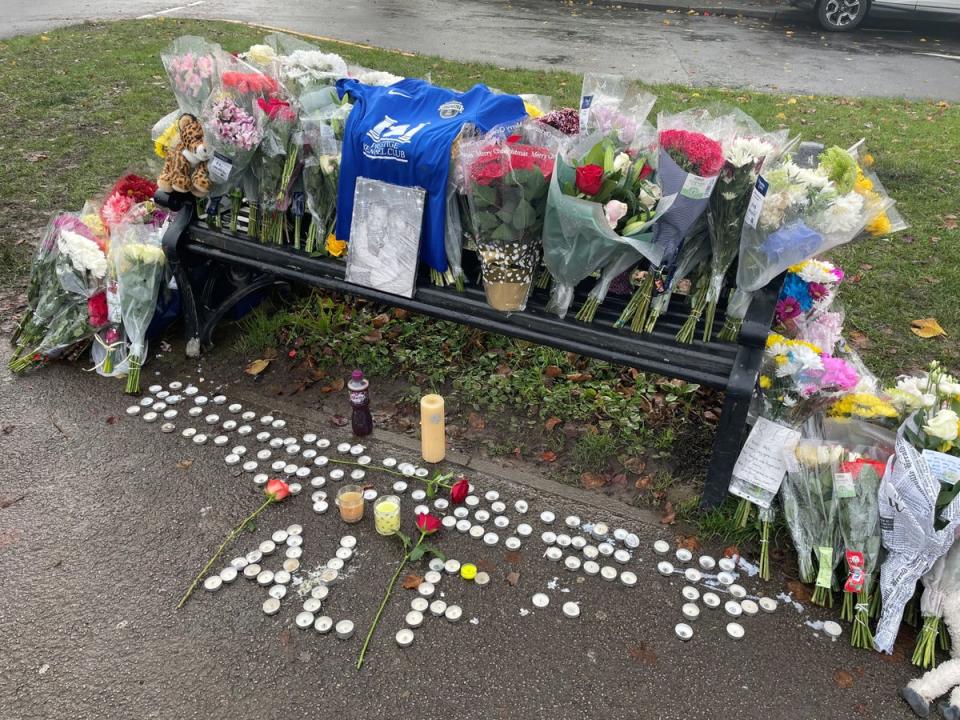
<box><xmin>618</xmin><ymin>110</ymin><xmax>726</xmax><ymax>333</ymax></box>
<box><xmin>460</xmin><ymin>121</ymin><xmax>562</xmax><ymax>311</ymax></box>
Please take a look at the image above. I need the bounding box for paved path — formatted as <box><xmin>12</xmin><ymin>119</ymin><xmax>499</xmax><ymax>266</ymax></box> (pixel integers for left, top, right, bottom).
<box><xmin>0</xmin><ymin>343</ymin><xmax>924</xmax><ymax>719</ymax></box>
<box><xmin>6</xmin><ymin>0</ymin><xmax>960</xmax><ymax>99</ymax></box>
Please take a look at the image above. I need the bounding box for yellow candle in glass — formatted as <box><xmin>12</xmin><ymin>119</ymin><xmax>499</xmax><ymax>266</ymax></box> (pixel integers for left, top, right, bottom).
<box><xmin>420</xmin><ymin>394</ymin><xmax>445</xmax><ymax>463</ymax></box>
<box><xmin>374</xmin><ymin>496</ymin><xmax>401</xmax><ymax>536</ymax></box>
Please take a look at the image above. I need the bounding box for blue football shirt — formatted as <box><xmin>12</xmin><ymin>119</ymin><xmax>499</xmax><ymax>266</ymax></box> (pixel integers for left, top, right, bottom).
<box><xmin>335</xmin><ymin>78</ymin><xmax>527</xmax><ymax>274</ymax></box>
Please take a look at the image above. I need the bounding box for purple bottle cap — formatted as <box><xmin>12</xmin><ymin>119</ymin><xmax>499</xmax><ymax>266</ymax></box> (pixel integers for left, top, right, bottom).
<box><xmin>352</xmin><ymin>370</ymin><xmax>363</xmax><ymax>381</ymax></box>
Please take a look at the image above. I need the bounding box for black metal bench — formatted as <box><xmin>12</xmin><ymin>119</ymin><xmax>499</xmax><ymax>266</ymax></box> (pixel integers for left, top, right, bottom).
<box><xmin>157</xmin><ymin>191</ymin><xmax>781</xmax><ymax>509</ymax></box>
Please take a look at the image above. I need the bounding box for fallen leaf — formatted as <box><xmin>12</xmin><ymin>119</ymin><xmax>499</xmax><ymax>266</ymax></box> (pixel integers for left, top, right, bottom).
<box><xmin>676</xmin><ymin>535</ymin><xmax>701</xmax><ymax>552</ymax></box>
<box><xmin>944</xmin><ymin>214</ymin><xmax>958</xmax><ymax>230</ymax></box>
<box><xmin>848</xmin><ymin>330</ymin><xmax>870</xmax><ymax>348</ymax></box>
<box><xmin>105</xmin><ymin>415</ymin><xmax>118</xmax><ymax>425</ymax></box>
<box><xmin>504</xmin><ymin>552</ymin><xmax>522</xmax><ymax>566</ymax></box>
<box><xmin>660</xmin><ymin>503</ymin><xmax>676</xmax><ymax>525</ymax></box>
<box><xmin>544</xmin><ymin>365</ymin><xmax>563</xmax><ymax>378</ymax></box>
<box><xmin>722</xmin><ymin>545</ymin><xmax>741</xmax><ymax>561</ymax></box>
<box><xmin>703</xmin><ymin>410</ymin><xmax>719</xmax><ymax>423</ymax></box>
<box><xmin>834</xmin><ymin>670</ymin><xmax>855</xmax><ymax>689</ymax></box>
<box><xmin>245</xmin><ymin>358</ymin><xmax>271</xmax><ymax>376</ymax></box>
<box><xmin>566</xmin><ymin>372</ymin><xmax>592</xmax><ymax>383</ymax></box>
<box><xmin>362</xmin><ymin>329</ymin><xmax>383</xmax><ymax>343</ymax></box>
<box><xmin>544</xmin><ymin>416</ymin><xmax>562</xmax><ymax>431</ymax></box>
<box><xmin>786</xmin><ymin>580</ymin><xmax>812</xmax><ymax>603</ymax></box>
<box><xmin>506</xmin><ymin>571</ymin><xmax>520</xmax><ymax>586</ymax></box>
<box><xmin>372</xmin><ymin>313</ymin><xmax>391</xmax><ymax>328</ymax></box>
<box><xmin>26</xmin><ymin>151</ymin><xmax>48</xmax><ymax>163</ymax></box>
<box><xmin>330</xmin><ymin>414</ymin><xmax>348</xmax><ymax>427</ymax></box>
<box><xmin>627</xmin><ymin>643</ymin><xmax>658</xmax><ymax>665</ymax></box>
<box><xmin>610</xmin><ymin>473</ymin><xmax>628</xmax><ymax>487</ymax></box>
<box><xmin>320</xmin><ymin>377</ymin><xmax>345</xmax><ymax>393</ymax></box>
<box><xmin>623</xmin><ymin>457</ymin><xmax>646</xmax><ymax>474</ymax></box>
<box><xmin>635</xmin><ymin>475</ymin><xmax>652</xmax><ymax>490</ymax></box>
<box><xmin>467</xmin><ymin>411</ymin><xmax>486</xmax><ymax>431</ymax></box>
<box><xmin>401</xmin><ymin>574</ymin><xmax>423</xmax><ymax>590</ymax></box>
<box><xmin>176</xmin><ymin>459</ymin><xmax>193</xmax><ymax>470</ymax></box>
<box><xmin>476</xmin><ymin>559</ymin><xmax>496</xmax><ymax>575</ymax></box>
<box><xmin>911</xmin><ymin>318</ymin><xmax>947</xmax><ymax>338</ymax></box>
<box><xmin>540</xmin><ymin>450</ymin><xmax>558</xmax><ymax>463</ymax></box>
<box><xmin>495</xmin><ymin>363</ymin><xmax>513</xmax><ymax>377</ymax></box>
<box><xmin>579</xmin><ymin>472</ymin><xmax>607</xmax><ymax>490</ymax></box>
<box><xmin>261</xmin><ymin>347</ymin><xmax>278</xmax><ymax>360</ymax></box>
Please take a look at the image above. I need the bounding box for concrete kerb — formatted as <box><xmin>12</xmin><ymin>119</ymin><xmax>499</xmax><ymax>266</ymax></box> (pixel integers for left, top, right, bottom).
<box><xmin>567</xmin><ymin>0</ymin><xmax>805</xmax><ymax>22</ymax></box>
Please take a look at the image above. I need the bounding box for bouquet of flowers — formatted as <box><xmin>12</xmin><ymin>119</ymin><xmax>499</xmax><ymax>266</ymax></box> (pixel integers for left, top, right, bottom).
<box><xmin>161</xmin><ymin>36</ymin><xmax>220</xmax><ymax>115</ymax></box>
<box><xmin>775</xmin><ymin>259</ymin><xmax>846</xmax><ymax>352</ymax></box>
<box><xmin>100</xmin><ymin>174</ymin><xmax>159</xmax><ymax>235</ymax></box>
<box><xmin>677</xmin><ymin>119</ymin><xmax>788</xmax><ymax>342</ymax></box>
<box><xmin>541</xmin><ymin>130</ymin><xmax>665</xmax><ymax>319</ymax></box>
<box><xmin>300</xmin><ymin>102</ymin><xmax>351</xmax><ymax>253</ymax></box>
<box><xmin>782</xmin><ymin>440</ymin><xmax>844</xmax><ymax>587</ymax></box>
<box><xmin>255</xmin><ymin>95</ymin><xmax>301</xmax><ymax>244</ymax></box>
<box><xmin>717</xmin><ymin>145</ymin><xmax>894</xmax><ymax>341</ymax></box>
<box><xmin>200</xmin><ymin>53</ymin><xmax>274</xmax><ymax>204</ymax></box>
<box><xmin>112</xmin><ymin>224</ymin><xmax>166</xmax><ymax>394</ymax></box>
<box><xmin>621</xmin><ymin>109</ymin><xmax>727</xmax><ymax>333</ymax></box>
<box><xmin>9</xmin><ymin>215</ymin><xmax>106</xmax><ymax>373</ymax></box>
<box><xmin>537</xmin><ymin>107</ymin><xmax>580</xmax><ymax>137</ymax></box>
<box><xmin>836</xmin><ymin>455</ymin><xmax>884</xmax><ymax>648</ymax></box>
<box><xmin>460</xmin><ymin>121</ymin><xmax>561</xmax><ymax>311</ymax></box>
<box><xmin>874</xmin><ymin>417</ymin><xmax>960</xmax><ymax>655</ymax></box>
<box><xmin>914</xmin><ymin>542</ymin><xmax>960</xmax><ymax>668</ymax></box>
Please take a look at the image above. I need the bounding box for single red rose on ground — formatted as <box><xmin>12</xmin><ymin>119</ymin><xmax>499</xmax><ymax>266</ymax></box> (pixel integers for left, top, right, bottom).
<box><xmin>265</xmin><ymin>478</ymin><xmax>291</xmax><ymax>502</ymax></box>
<box><xmin>575</xmin><ymin>164</ymin><xmax>604</xmax><ymax>196</ymax></box>
<box><xmin>449</xmin><ymin>478</ymin><xmax>470</xmax><ymax>504</ymax></box>
<box><xmin>416</xmin><ymin>512</ymin><xmax>441</xmax><ymax>535</ymax></box>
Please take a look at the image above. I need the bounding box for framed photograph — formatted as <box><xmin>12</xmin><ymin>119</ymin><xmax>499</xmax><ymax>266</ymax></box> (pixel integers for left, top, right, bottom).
<box><xmin>345</xmin><ymin>178</ymin><xmax>426</xmax><ymax>299</ymax></box>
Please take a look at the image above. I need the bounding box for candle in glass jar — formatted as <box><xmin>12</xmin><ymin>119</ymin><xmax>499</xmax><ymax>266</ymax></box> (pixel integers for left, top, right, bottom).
<box><xmin>420</xmin><ymin>394</ymin><xmax>445</xmax><ymax>464</ymax></box>
<box><xmin>374</xmin><ymin>495</ymin><xmax>401</xmax><ymax>536</ymax></box>
<box><xmin>336</xmin><ymin>485</ymin><xmax>365</xmax><ymax>524</ymax></box>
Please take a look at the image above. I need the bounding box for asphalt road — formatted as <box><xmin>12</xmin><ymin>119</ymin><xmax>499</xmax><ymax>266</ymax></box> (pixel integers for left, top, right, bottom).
<box><xmin>0</xmin><ymin>342</ymin><xmax>927</xmax><ymax>719</ymax></box>
<box><xmin>4</xmin><ymin>0</ymin><xmax>960</xmax><ymax>100</ymax></box>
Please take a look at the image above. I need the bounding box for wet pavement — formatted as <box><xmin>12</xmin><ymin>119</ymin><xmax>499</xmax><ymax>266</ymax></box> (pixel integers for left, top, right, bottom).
<box><xmin>5</xmin><ymin>0</ymin><xmax>960</xmax><ymax>100</ymax></box>
<box><xmin>0</xmin><ymin>342</ymin><xmax>926</xmax><ymax>719</ymax></box>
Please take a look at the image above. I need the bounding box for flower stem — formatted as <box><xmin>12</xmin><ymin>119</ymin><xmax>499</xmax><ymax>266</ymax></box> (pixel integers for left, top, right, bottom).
<box><xmin>575</xmin><ymin>296</ymin><xmax>599</xmax><ymax>323</ymax></box>
<box><xmin>733</xmin><ymin>498</ymin><xmax>752</xmax><ymax>529</ymax></box>
<box><xmin>177</xmin><ymin>497</ymin><xmax>274</xmax><ymax>609</ymax></box>
<box><xmin>357</xmin><ymin>536</ymin><xmax>423</xmax><ymax>670</ymax></box>
<box><xmin>912</xmin><ymin>616</ymin><xmax>941</xmax><ymax>669</ymax></box>
<box><xmin>628</xmin><ymin>275</ymin><xmax>654</xmax><ymax>333</ymax></box>
<box><xmin>759</xmin><ymin>518</ymin><xmax>771</xmax><ymax>581</ymax></box>
<box><xmin>717</xmin><ymin>316</ymin><xmax>741</xmax><ymax>342</ymax></box>
<box><xmin>677</xmin><ymin>281</ymin><xmax>708</xmax><ymax>344</ymax></box>
<box><xmin>125</xmin><ymin>354</ymin><xmax>142</xmax><ymax>394</ymax></box>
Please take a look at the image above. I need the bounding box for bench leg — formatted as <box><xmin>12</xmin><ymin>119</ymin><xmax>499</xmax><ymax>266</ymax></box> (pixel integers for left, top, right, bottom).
<box><xmin>701</xmin><ymin>377</ymin><xmax>753</xmax><ymax>508</ymax></box>
<box><xmin>197</xmin><ymin>274</ymin><xmax>289</xmax><ymax>349</ymax></box>
<box><xmin>159</xmin><ymin>196</ymin><xmax>202</xmax><ymax>358</ymax></box>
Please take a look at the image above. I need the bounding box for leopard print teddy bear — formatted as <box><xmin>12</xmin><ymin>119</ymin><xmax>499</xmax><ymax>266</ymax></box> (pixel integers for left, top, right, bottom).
<box><xmin>157</xmin><ymin>113</ymin><xmax>211</xmax><ymax>197</ymax></box>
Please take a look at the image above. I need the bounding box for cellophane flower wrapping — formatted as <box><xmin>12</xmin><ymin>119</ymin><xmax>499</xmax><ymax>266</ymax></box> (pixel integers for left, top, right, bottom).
<box><xmin>201</xmin><ymin>52</ymin><xmax>275</xmax><ymax>198</ymax></box>
<box><xmin>460</xmin><ymin>121</ymin><xmax>563</xmax><ymax>311</ymax></box>
<box><xmin>161</xmin><ymin>36</ymin><xmax>221</xmax><ymax>116</ymax></box>
<box><xmin>9</xmin><ymin>214</ymin><xmax>104</xmax><ymax>372</ymax></box>
<box><xmin>300</xmin><ymin>105</ymin><xmax>351</xmax><ymax>253</ymax></box>
<box><xmin>835</xmin><ymin>455</ymin><xmax>884</xmax><ymax>642</ymax></box>
<box><xmin>649</xmin><ymin>109</ymin><xmax>727</xmax><ymax>284</ymax></box>
<box><xmin>541</xmin><ymin>128</ymin><xmax>663</xmax><ymax>318</ymax></box>
<box><xmin>915</xmin><ymin>542</ymin><xmax>960</xmax><ymax>666</ymax></box>
<box><xmin>698</xmin><ymin>116</ymin><xmax>789</xmax><ymax>341</ymax></box>
<box><xmin>782</xmin><ymin>440</ymin><xmax>844</xmax><ymax>585</ymax></box>
<box><xmin>735</xmin><ymin>146</ymin><xmax>894</xmax><ymax>294</ymax></box>
<box><xmin>255</xmin><ymin>94</ymin><xmax>301</xmax><ymax>242</ymax></box>
<box><xmin>641</xmin><ymin>217</ymin><xmax>711</xmax><ymax>332</ymax></box>
<box><xmin>112</xmin><ymin>223</ymin><xmax>166</xmax><ymax>393</ymax></box>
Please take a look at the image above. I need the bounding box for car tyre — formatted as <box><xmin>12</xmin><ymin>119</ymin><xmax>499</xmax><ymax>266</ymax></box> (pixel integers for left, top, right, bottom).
<box><xmin>817</xmin><ymin>0</ymin><xmax>869</xmax><ymax>30</ymax></box>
